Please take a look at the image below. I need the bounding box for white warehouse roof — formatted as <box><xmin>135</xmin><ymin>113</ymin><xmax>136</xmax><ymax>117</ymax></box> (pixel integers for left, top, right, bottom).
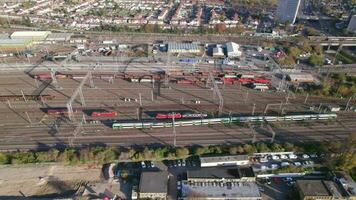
<box><xmin>168</xmin><ymin>42</ymin><xmax>200</xmax><ymax>53</ymax></box>
<box><xmin>287</xmin><ymin>73</ymin><xmax>314</xmax><ymax>83</ymax></box>
<box><xmin>11</xmin><ymin>31</ymin><xmax>51</xmax><ymax>40</ymax></box>
<box><xmin>225</xmin><ymin>42</ymin><xmax>242</xmax><ymax>57</ymax></box>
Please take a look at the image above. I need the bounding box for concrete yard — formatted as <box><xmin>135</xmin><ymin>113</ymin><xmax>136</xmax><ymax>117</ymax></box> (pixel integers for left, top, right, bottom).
<box><xmin>0</xmin><ymin>164</ymin><xmax>102</xmax><ymax>198</ymax></box>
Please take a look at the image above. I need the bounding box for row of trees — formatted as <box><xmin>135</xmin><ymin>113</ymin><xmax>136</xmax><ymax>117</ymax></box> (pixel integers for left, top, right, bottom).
<box><xmin>0</xmin><ymin>137</ymin><xmax>354</xmax><ymax>179</ymax></box>
<box><xmin>0</xmin><ymin>141</ymin><xmax>321</xmax><ymax>165</ymax></box>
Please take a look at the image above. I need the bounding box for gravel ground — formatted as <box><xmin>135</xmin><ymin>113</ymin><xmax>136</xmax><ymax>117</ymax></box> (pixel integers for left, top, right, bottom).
<box><xmin>0</xmin><ymin>164</ymin><xmax>102</xmax><ymax>198</ymax></box>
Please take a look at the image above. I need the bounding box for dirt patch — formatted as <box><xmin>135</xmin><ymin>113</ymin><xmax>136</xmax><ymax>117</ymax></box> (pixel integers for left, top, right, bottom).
<box><xmin>0</xmin><ymin>164</ymin><xmax>102</xmax><ymax>198</ymax></box>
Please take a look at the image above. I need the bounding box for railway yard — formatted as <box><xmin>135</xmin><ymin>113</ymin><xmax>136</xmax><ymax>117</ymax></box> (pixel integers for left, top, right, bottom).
<box><xmin>0</xmin><ymin>67</ymin><xmax>355</xmax><ymax>151</ymax></box>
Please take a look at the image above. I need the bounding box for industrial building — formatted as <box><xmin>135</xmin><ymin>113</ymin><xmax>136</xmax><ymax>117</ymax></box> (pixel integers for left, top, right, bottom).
<box><xmin>225</xmin><ymin>42</ymin><xmax>242</xmax><ymax>58</ymax></box>
<box><xmin>212</xmin><ymin>46</ymin><xmax>224</xmax><ymax>57</ymax></box>
<box><xmin>287</xmin><ymin>73</ymin><xmax>314</xmax><ymax>83</ymax></box>
<box><xmin>10</xmin><ymin>31</ymin><xmax>51</xmax><ymax>41</ymax></box>
<box><xmin>182</xmin><ymin>181</ymin><xmax>261</xmax><ymax>200</ymax></box>
<box><xmin>296</xmin><ymin>180</ymin><xmax>346</xmax><ymax>200</ymax></box>
<box><xmin>276</xmin><ymin>0</ymin><xmax>301</xmax><ymax>24</ymax></box>
<box><xmin>167</xmin><ymin>42</ymin><xmax>201</xmax><ymax>54</ymax></box>
<box><xmin>183</xmin><ymin>167</ymin><xmax>259</xmax><ymax>200</ymax></box>
<box><xmin>139</xmin><ymin>171</ymin><xmax>168</xmax><ymax>199</ymax></box>
<box><xmin>0</xmin><ymin>39</ymin><xmax>32</xmax><ymax>50</ymax></box>
<box><xmin>186</xmin><ymin>166</ymin><xmax>255</xmax><ymax>182</ymax></box>
<box><xmin>46</xmin><ymin>33</ymin><xmax>73</xmax><ymax>42</ymax></box>
<box><xmin>347</xmin><ymin>15</ymin><xmax>356</xmax><ymax>33</ymax></box>
<box><xmin>200</xmin><ymin>155</ymin><xmax>250</xmax><ymax>167</ymax></box>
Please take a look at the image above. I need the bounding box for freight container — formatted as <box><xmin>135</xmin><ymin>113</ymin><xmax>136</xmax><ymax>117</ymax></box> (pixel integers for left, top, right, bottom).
<box><xmin>156</xmin><ymin>113</ymin><xmax>182</xmax><ymax>119</ymax></box>
<box><xmin>254</xmin><ymin>78</ymin><xmax>269</xmax><ymax>84</ymax></box>
<box><xmin>34</xmin><ymin>73</ymin><xmax>51</xmax><ymax>80</ymax></box>
<box><xmin>177</xmin><ymin>79</ymin><xmax>193</xmax><ymax>84</ymax></box>
<box><xmin>91</xmin><ymin>111</ymin><xmax>118</xmax><ymax>117</ymax></box>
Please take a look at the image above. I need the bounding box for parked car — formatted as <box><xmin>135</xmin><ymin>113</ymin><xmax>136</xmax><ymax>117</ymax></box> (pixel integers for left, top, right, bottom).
<box><xmin>177</xmin><ymin>181</ymin><xmax>182</xmax><ymax>190</ymax></box>
<box><xmin>302</xmin><ymin>154</ymin><xmax>310</xmax><ymax>159</ymax></box>
<box><xmin>270</xmin><ymin>163</ymin><xmax>279</xmax><ymax>169</ymax></box>
<box><xmin>293</xmin><ymin>162</ymin><xmax>302</xmax><ymax>166</ymax></box>
<box><xmin>141</xmin><ymin>161</ymin><xmax>146</xmax><ymax>168</ymax></box>
<box><xmin>280</xmin><ymin>154</ymin><xmax>288</xmax><ymax>159</ymax></box>
<box><xmin>281</xmin><ymin>162</ymin><xmax>290</xmax><ymax>167</ymax></box>
<box><xmin>310</xmin><ymin>153</ymin><xmax>318</xmax><ymax>158</ymax></box>
<box><xmin>259</xmin><ymin>157</ymin><xmax>268</xmax><ymax>163</ymax></box>
<box><xmin>272</xmin><ymin>155</ymin><xmax>280</xmax><ymax>160</ymax></box>
<box><xmin>288</xmin><ymin>154</ymin><xmax>298</xmax><ymax>159</ymax></box>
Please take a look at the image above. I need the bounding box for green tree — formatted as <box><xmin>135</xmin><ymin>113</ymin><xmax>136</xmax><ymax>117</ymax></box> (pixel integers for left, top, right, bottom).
<box><xmin>62</xmin><ymin>148</ymin><xmax>78</xmax><ymax>164</ymax></box>
<box><xmin>308</xmin><ymin>54</ymin><xmax>324</xmax><ymax>66</ymax></box>
<box><xmin>0</xmin><ymin>153</ymin><xmax>11</xmax><ymax>164</ymax></box>
<box><xmin>243</xmin><ymin>144</ymin><xmax>256</xmax><ymax>154</ymax></box>
<box><xmin>175</xmin><ymin>147</ymin><xmax>190</xmax><ymax>158</ymax></box>
<box><xmin>256</xmin><ymin>143</ymin><xmax>270</xmax><ymax>153</ymax></box>
<box><xmin>270</xmin><ymin>143</ymin><xmax>284</xmax><ymax>152</ymax></box>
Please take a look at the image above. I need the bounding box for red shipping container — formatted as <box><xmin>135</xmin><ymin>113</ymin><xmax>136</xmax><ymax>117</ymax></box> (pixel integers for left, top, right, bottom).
<box><xmin>91</xmin><ymin>111</ymin><xmax>118</xmax><ymax>117</ymax></box>
<box><xmin>253</xmin><ymin>79</ymin><xmax>269</xmax><ymax>84</ymax></box>
<box><xmin>35</xmin><ymin>73</ymin><xmax>52</xmax><ymax>80</ymax></box>
<box><xmin>177</xmin><ymin>80</ymin><xmax>193</xmax><ymax>84</ymax></box>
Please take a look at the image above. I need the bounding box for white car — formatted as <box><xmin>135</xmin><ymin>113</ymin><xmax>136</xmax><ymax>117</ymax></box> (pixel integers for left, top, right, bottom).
<box><xmin>302</xmin><ymin>154</ymin><xmax>310</xmax><ymax>159</ymax></box>
<box><xmin>288</xmin><ymin>154</ymin><xmax>297</xmax><ymax>159</ymax></box>
<box><xmin>270</xmin><ymin>163</ymin><xmax>279</xmax><ymax>169</ymax></box>
<box><xmin>310</xmin><ymin>153</ymin><xmax>318</xmax><ymax>158</ymax></box>
<box><xmin>281</xmin><ymin>162</ymin><xmax>290</xmax><ymax>167</ymax></box>
<box><xmin>294</xmin><ymin>162</ymin><xmax>302</xmax><ymax>166</ymax></box>
<box><xmin>272</xmin><ymin>155</ymin><xmax>280</xmax><ymax>160</ymax></box>
<box><xmin>259</xmin><ymin>157</ymin><xmax>268</xmax><ymax>163</ymax></box>
<box><xmin>280</xmin><ymin>154</ymin><xmax>288</xmax><ymax>159</ymax></box>
<box><xmin>141</xmin><ymin>161</ymin><xmax>146</xmax><ymax>168</ymax></box>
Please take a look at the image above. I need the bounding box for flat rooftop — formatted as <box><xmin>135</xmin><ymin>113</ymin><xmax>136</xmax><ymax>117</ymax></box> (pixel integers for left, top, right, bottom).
<box><xmin>139</xmin><ymin>171</ymin><xmax>168</xmax><ymax>194</ymax></box>
<box><xmin>297</xmin><ymin>180</ymin><xmax>331</xmax><ymax>197</ymax></box>
<box><xmin>182</xmin><ymin>181</ymin><xmax>261</xmax><ymax>199</ymax></box>
<box><xmin>188</xmin><ymin>167</ymin><xmax>240</xmax><ymax>180</ymax></box>
<box><xmin>200</xmin><ymin>155</ymin><xmax>249</xmax><ymax>163</ymax></box>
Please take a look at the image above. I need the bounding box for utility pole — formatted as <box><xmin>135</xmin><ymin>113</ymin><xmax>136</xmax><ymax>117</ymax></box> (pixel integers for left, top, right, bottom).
<box><xmin>304</xmin><ymin>93</ymin><xmax>309</xmax><ymax>104</ymax></box>
<box><xmin>172</xmin><ymin>112</ymin><xmax>176</xmax><ymax>147</ymax></box>
<box><xmin>139</xmin><ymin>93</ymin><xmax>142</xmax><ymax>106</ymax></box>
<box><xmin>252</xmin><ymin>103</ymin><xmax>256</xmax><ymax>115</ymax></box>
<box><xmin>345</xmin><ymin>94</ymin><xmax>354</xmax><ymax>111</ymax></box>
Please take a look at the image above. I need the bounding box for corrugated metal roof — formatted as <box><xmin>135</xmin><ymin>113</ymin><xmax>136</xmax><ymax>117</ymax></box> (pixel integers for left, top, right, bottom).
<box><xmin>11</xmin><ymin>31</ymin><xmax>51</xmax><ymax>38</ymax></box>
<box><xmin>0</xmin><ymin>39</ymin><xmax>30</xmax><ymax>44</ymax></box>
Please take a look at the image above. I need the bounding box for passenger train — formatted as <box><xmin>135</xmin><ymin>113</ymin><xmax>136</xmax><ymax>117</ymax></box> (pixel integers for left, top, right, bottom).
<box><xmin>112</xmin><ymin>113</ymin><xmax>337</xmax><ymax>129</ymax></box>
